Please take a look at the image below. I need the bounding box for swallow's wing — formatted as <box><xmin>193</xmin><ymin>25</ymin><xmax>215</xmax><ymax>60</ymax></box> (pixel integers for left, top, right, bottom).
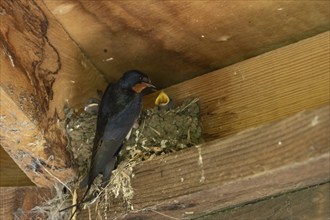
<box><xmin>91</xmin><ymin>84</ymin><xmax>131</xmax><ymax>156</ymax></box>
<box><xmin>94</xmin><ymin>92</ymin><xmax>141</xmax><ymax>157</ymax></box>
<box><xmin>83</xmin><ymin>84</ymin><xmax>141</xmax><ymax>187</ymax></box>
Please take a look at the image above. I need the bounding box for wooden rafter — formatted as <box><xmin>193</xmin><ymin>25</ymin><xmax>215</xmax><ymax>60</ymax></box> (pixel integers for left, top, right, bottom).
<box><xmin>0</xmin><ymin>146</ymin><xmax>33</xmax><ymax>186</ymax></box>
<box><xmin>79</xmin><ymin>105</ymin><xmax>329</xmax><ymax>219</ymax></box>
<box><xmin>0</xmin><ymin>0</ymin><xmax>106</xmax><ymax>187</ymax></box>
<box><xmin>1</xmin><ymin>183</ymin><xmax>328</xmax><ymax>219</ymax></box>
<box><xmin>144</xmin><ymin>32</ymin><xmax>330</xmax><ymax>141</ymax></box>
<box><xmin>0</xmin><ymin>1</ymin><xmax>328</xmax><ymax>218</ymax></box>
<box><xmin>44</xmin><ymin>0</ymin><xmax>330</xmax><ymax>88</ymax></box>
<box><xmin>0</xmin><ymin>186</ymin><xmax>52</xmax><ymax>219</ymax></box>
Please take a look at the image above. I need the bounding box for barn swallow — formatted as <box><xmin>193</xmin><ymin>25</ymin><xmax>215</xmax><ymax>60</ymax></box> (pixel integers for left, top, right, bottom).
<box><xmin>62</xmin><ymin>70</ymin><xmax>155</xmax><ymax>219</ymax></box>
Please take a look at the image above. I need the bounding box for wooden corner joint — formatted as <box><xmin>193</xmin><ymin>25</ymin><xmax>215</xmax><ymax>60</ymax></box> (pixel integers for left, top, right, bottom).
<box><xmin>0</xmin><ymin>87</ymin><xmax>75</xmax><ymax>187</ymax></box>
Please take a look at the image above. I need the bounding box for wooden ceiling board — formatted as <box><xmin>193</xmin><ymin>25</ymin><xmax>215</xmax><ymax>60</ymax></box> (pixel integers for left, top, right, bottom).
<box><xmin>44</xmin><ymin>0</ymin><xmax>330</xmax><ymax>87</ymax></box>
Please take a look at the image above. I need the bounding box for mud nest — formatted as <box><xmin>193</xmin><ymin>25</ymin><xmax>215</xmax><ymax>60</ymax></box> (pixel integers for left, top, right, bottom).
<box><xmin>37</xmin><ymin>97</ymin><xmax>203</xmax><ymax>219</ymax></box>
<box><xmin>119</xmin><ymin>98</ymin><xmax>202</xmax><ymax>161</ymax></box>
<box><xmin>66</xmin><ymin>97</ymin><xmax>202</xmax><ymax>178</ymax></box>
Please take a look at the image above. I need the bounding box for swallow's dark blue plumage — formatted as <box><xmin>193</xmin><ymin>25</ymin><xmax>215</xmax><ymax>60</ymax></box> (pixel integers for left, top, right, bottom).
<box><xmin>63</xmin><ymin>70</ymin><xmax>155</xmax><ymax>219</ymax></box>
<box><xmin>81</xmin><ymin>70</ymin><xmax>155</xmax><ymax>189</ymax></box>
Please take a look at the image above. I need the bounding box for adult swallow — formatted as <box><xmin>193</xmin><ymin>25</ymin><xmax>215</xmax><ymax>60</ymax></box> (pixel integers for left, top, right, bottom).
<box><xmin>63</xmin><ymin>70</ymin><xmax>155</xmax><ymax>218</ymax></box>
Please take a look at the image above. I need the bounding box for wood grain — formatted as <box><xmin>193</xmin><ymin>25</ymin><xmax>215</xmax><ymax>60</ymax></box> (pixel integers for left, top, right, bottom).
<box><xmin>0</xmin><ymin>186</ymin><xmax>52</xmax><ymax>220</ymax></box>
<box><xmin>144</xmin><ymin>31</ymin><xmax>330</xmax><ymax>141</ymax></box>
<box><xmin>0</xmin><ymin>1</ymin><xmax>328</xmax><ymax>216</ymax></box>
<box><xmin>0</xmin><ymin>87</ymin><xmax>76</xmax><ymax>187</ymax></box>
<box><xmin>0</xmin><ymin>0</ymin><xmax>106</xmax><ymax>186</ymax></box>
<box><xmin>196</xmin><ymin>182</ymin><xmax>330</xmax><ymax>220</ymax></box>
<box><xmin>0</xmin><ymin>146</ymin><xmax>33</xmax><ymax>186</ymax></box>
<box><xmin>0</xmin><ymin>0</ymin><xmax>107</xmax><ymax>116</ymax></box>
<box><xmin>44</xmin><ymin>0</ymin><xmax>330</xmax><ymax>88</ymax></box>
<box><xmin>78</xmin><ymin>105</ymin><xmax>329</xmax><ymax>219</ymax></box>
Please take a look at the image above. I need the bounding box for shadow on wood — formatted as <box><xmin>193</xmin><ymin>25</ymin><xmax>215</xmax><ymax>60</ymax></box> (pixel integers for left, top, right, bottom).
<box><xmin>44</xmin><ymin>1</ymin><xmax>330</xmax><ymax>88</ymax></box>
<box><xmin>144</xmin><ymin>32</ymin><xmax>330</xmax><ymax>141</ymax></box>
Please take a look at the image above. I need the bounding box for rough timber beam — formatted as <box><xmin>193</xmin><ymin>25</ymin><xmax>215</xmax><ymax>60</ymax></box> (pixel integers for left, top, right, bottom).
<box><xmin>197</xmin><ymin>182</ymin><xmax>330</xmax><ymax>220</ymax></box>
<box><xmin>44</xmin><ymin>0</ymin><xmax>330</xmax><ymax>88</ymax></box>
<box><xmin>78</xmin><ymin>32</ymin><xmax>329</xmax><ymax>219</ymax></box>
<box><xmin>0</xmin><ymin>146</ymin><xmax>33</xmax><ymax>186</ymax></box>
<box><xmin>0</xmin><ymin>86</ymin><xmax>74</xmax><ymax>187</ymax></box>
<box><xmin>79</xmin><ymin>105</ymin><xmax>329</xmax><ymax>219</ymax></box>
<box><xmin>144</xmin><ymin>31</ymin><xmax>330</xmax><ymax>141</ymax></box>
<box><xmin>0</xmin><ymin>0</ymin><xmax>106</xmax><ymax>187</ymax></box>
<box><xmin>0</xmin><ymin>186</ymin><xmax>52</xmax><ymax>220</ymax></box>
<box><xmin>1</xmin><ymin>183</ymin><xmax>329</xmax><ymax>220</ymax></box>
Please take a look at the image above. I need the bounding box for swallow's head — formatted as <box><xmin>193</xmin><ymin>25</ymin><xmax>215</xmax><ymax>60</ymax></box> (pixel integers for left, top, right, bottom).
<box><xmin>120</xmin><ymin>70</ymin><xmax>156</xmax><ymax>93</ymax></box>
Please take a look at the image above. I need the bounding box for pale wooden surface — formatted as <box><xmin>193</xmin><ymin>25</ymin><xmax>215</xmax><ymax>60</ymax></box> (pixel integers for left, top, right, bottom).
<box><xmin>78</xmin><ymin>105</ymin><xmax>329</xmax><ymax>219</ymax></box>
<box><xmin>0</xmin><ymin>0</ymin><xmax>106</xmax><ymax>186</ymax></box>
<box><xmin>44</xmin><ymin>0</ymin><xmax>330</xmax><ymax>88</ymax></box>
<box><xmin>144</xmin><ymin>32</ymin><xmax>330</xmax><ymax>141</ymax></box>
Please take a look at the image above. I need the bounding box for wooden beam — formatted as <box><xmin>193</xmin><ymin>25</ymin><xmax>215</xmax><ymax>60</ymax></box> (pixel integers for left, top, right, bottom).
<box><xmin>144</xmin><ymin>31</ymin><xmax>330</xmax><ymax>141</ymax></box>
<box><xmin>2</xmin><ymin>184</ymin><xmax>328</xmax><ymax>220</ymax></box>
<box><xmin>0</xmin><ymin>1</ymin><xmax>328</xmax><ymax>216</ymax></box>
<box><xmin>44</xmin><ymin>0</ymin><xmax>330</xmax><ymax>88</ymax></box>
<box><xmin>195</xmin><ymin>182</ymin><xmax>330</xmax><ymax>220</ymax></box>
<box><xmin>0</xmin><ymin>146</ymin><xmax>34</xmax><ymax>186</ymax></box>
<box><xmin>0</xmin><ymin>86</ymin><xmax>75</xmax><ymax>187</ymax></box>
<box><xmin>78</xmin><ymin>105</ymin><xmax>329</xmax><ymax>219</ymax></box>
<box><xmin>0</xmin><ymin>186</ymin><xmax>52</xmax><ymax>220</ymax></box>
<box><xmin>0</xmin><ymin>0</ymin><xmax>106</xmax><ymax>187</ymax></box>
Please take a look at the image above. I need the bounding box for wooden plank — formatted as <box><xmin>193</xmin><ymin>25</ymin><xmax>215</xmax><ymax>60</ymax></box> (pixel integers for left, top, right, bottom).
<box><xmin>2</xmin><ymin>182</ymin><xmax>327</xmax><ymax>220</ymax></box>
<box><xmin>44</xmin><ymin>0</ymin><xmax>330</xmax><ymax>88</ymax></box>
<box><xmin>0</xmin><ymin>87</ymin><xmax>75</xmax><ymax>187</ymax></box>
<box><xmin>78</xmin><ymin>105</ymin><xmax>329</xmax><ymax>219</ymax></box>
<box><xmin>1</xmin><ymin>2</ymin><xmax>328</xmax><ymax>187</ymax></box>
<box><xmin>196</xmin><ymin>183</ymin><xmax>330</xmax><ymax>220</ymax></box>
<box><xmin>144</xmin><ymin>31</ymin><xmax>330</xmax><ymax>141</ymax></box>
<box><xmin>0</xmin><ymin>0</ymin><xmax>106</xmax><ymax>186</ymax></box>
<box><xmin>0</xmin><ymin>0</ymin><xmax>107</xmax><ymax>115</ymax></box>
<box><xmin>0</xmin><ymin>186</ymin><xmax>52</xmax><ymax>220</ymax></box>
<box><xmin>0</xmin><ymin>146</ymin><xmax>33</xmax><ymax>186</ymax></box>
